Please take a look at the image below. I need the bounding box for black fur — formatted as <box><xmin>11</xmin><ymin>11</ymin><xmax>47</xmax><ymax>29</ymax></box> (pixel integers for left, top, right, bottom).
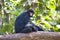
<box><xmin>15</xmin><ymin>9</ymin><xmax>44</xmax><ymax>33</ymax></box>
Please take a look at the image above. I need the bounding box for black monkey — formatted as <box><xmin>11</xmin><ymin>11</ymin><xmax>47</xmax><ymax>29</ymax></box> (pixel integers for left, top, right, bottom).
<box><xmin>15</xmin><ymin>9</ymin><xmax>44</xmax><ymax>33</ymax></box>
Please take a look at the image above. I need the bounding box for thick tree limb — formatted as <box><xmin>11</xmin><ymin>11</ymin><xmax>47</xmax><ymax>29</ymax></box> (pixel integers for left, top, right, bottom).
<box><xmin>0</xmin><ymin>31</ymin><xmax>60</xmax><ymax>40</ymax></box>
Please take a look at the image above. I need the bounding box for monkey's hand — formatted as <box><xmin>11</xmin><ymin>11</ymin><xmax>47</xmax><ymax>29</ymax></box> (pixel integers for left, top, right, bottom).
<box><xmin>25</xmin><ymin>22</ymin><xmax>38</xmax><ymax>32</ymax></box>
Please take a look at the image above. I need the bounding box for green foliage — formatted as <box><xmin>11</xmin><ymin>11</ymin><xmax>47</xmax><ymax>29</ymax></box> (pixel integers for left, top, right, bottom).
<box><xmin>0</xmin><ymin>0</ymin><xmax>60</xmax><ymax>35</ymax></box>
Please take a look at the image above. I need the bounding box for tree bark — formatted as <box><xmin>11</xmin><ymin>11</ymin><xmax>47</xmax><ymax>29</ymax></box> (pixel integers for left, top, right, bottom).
<box><xmin>0</xmin><ymin>31</ymin><xmax>60</xmax><ymax>40</ymax></box>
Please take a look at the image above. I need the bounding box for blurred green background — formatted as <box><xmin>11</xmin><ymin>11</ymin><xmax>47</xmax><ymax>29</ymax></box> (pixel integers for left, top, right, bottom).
<box><xmin>0</xmin><ymin>0</ymin><xmax>60</xmax><ymax>35</ymax></box>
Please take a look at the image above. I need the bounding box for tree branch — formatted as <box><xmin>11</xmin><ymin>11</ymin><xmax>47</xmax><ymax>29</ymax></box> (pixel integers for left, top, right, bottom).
<box><xmin>0</xmin><ymin>31</ymin><xmax>60</xmax><ymax>40</ymax></box>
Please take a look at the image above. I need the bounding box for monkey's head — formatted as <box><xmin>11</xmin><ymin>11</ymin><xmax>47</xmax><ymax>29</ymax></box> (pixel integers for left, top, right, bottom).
<box><xmin>27</xmin><ymin>9</ymin><xmax>34</xmax><ymax>17</ymax></box>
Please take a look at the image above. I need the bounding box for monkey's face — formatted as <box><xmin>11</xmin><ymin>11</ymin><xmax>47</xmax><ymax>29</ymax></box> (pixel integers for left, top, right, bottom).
<box><xmin>29</xmin><ymin>12</ymin><xmax>33</xmax><ymax>17</ymax></box>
